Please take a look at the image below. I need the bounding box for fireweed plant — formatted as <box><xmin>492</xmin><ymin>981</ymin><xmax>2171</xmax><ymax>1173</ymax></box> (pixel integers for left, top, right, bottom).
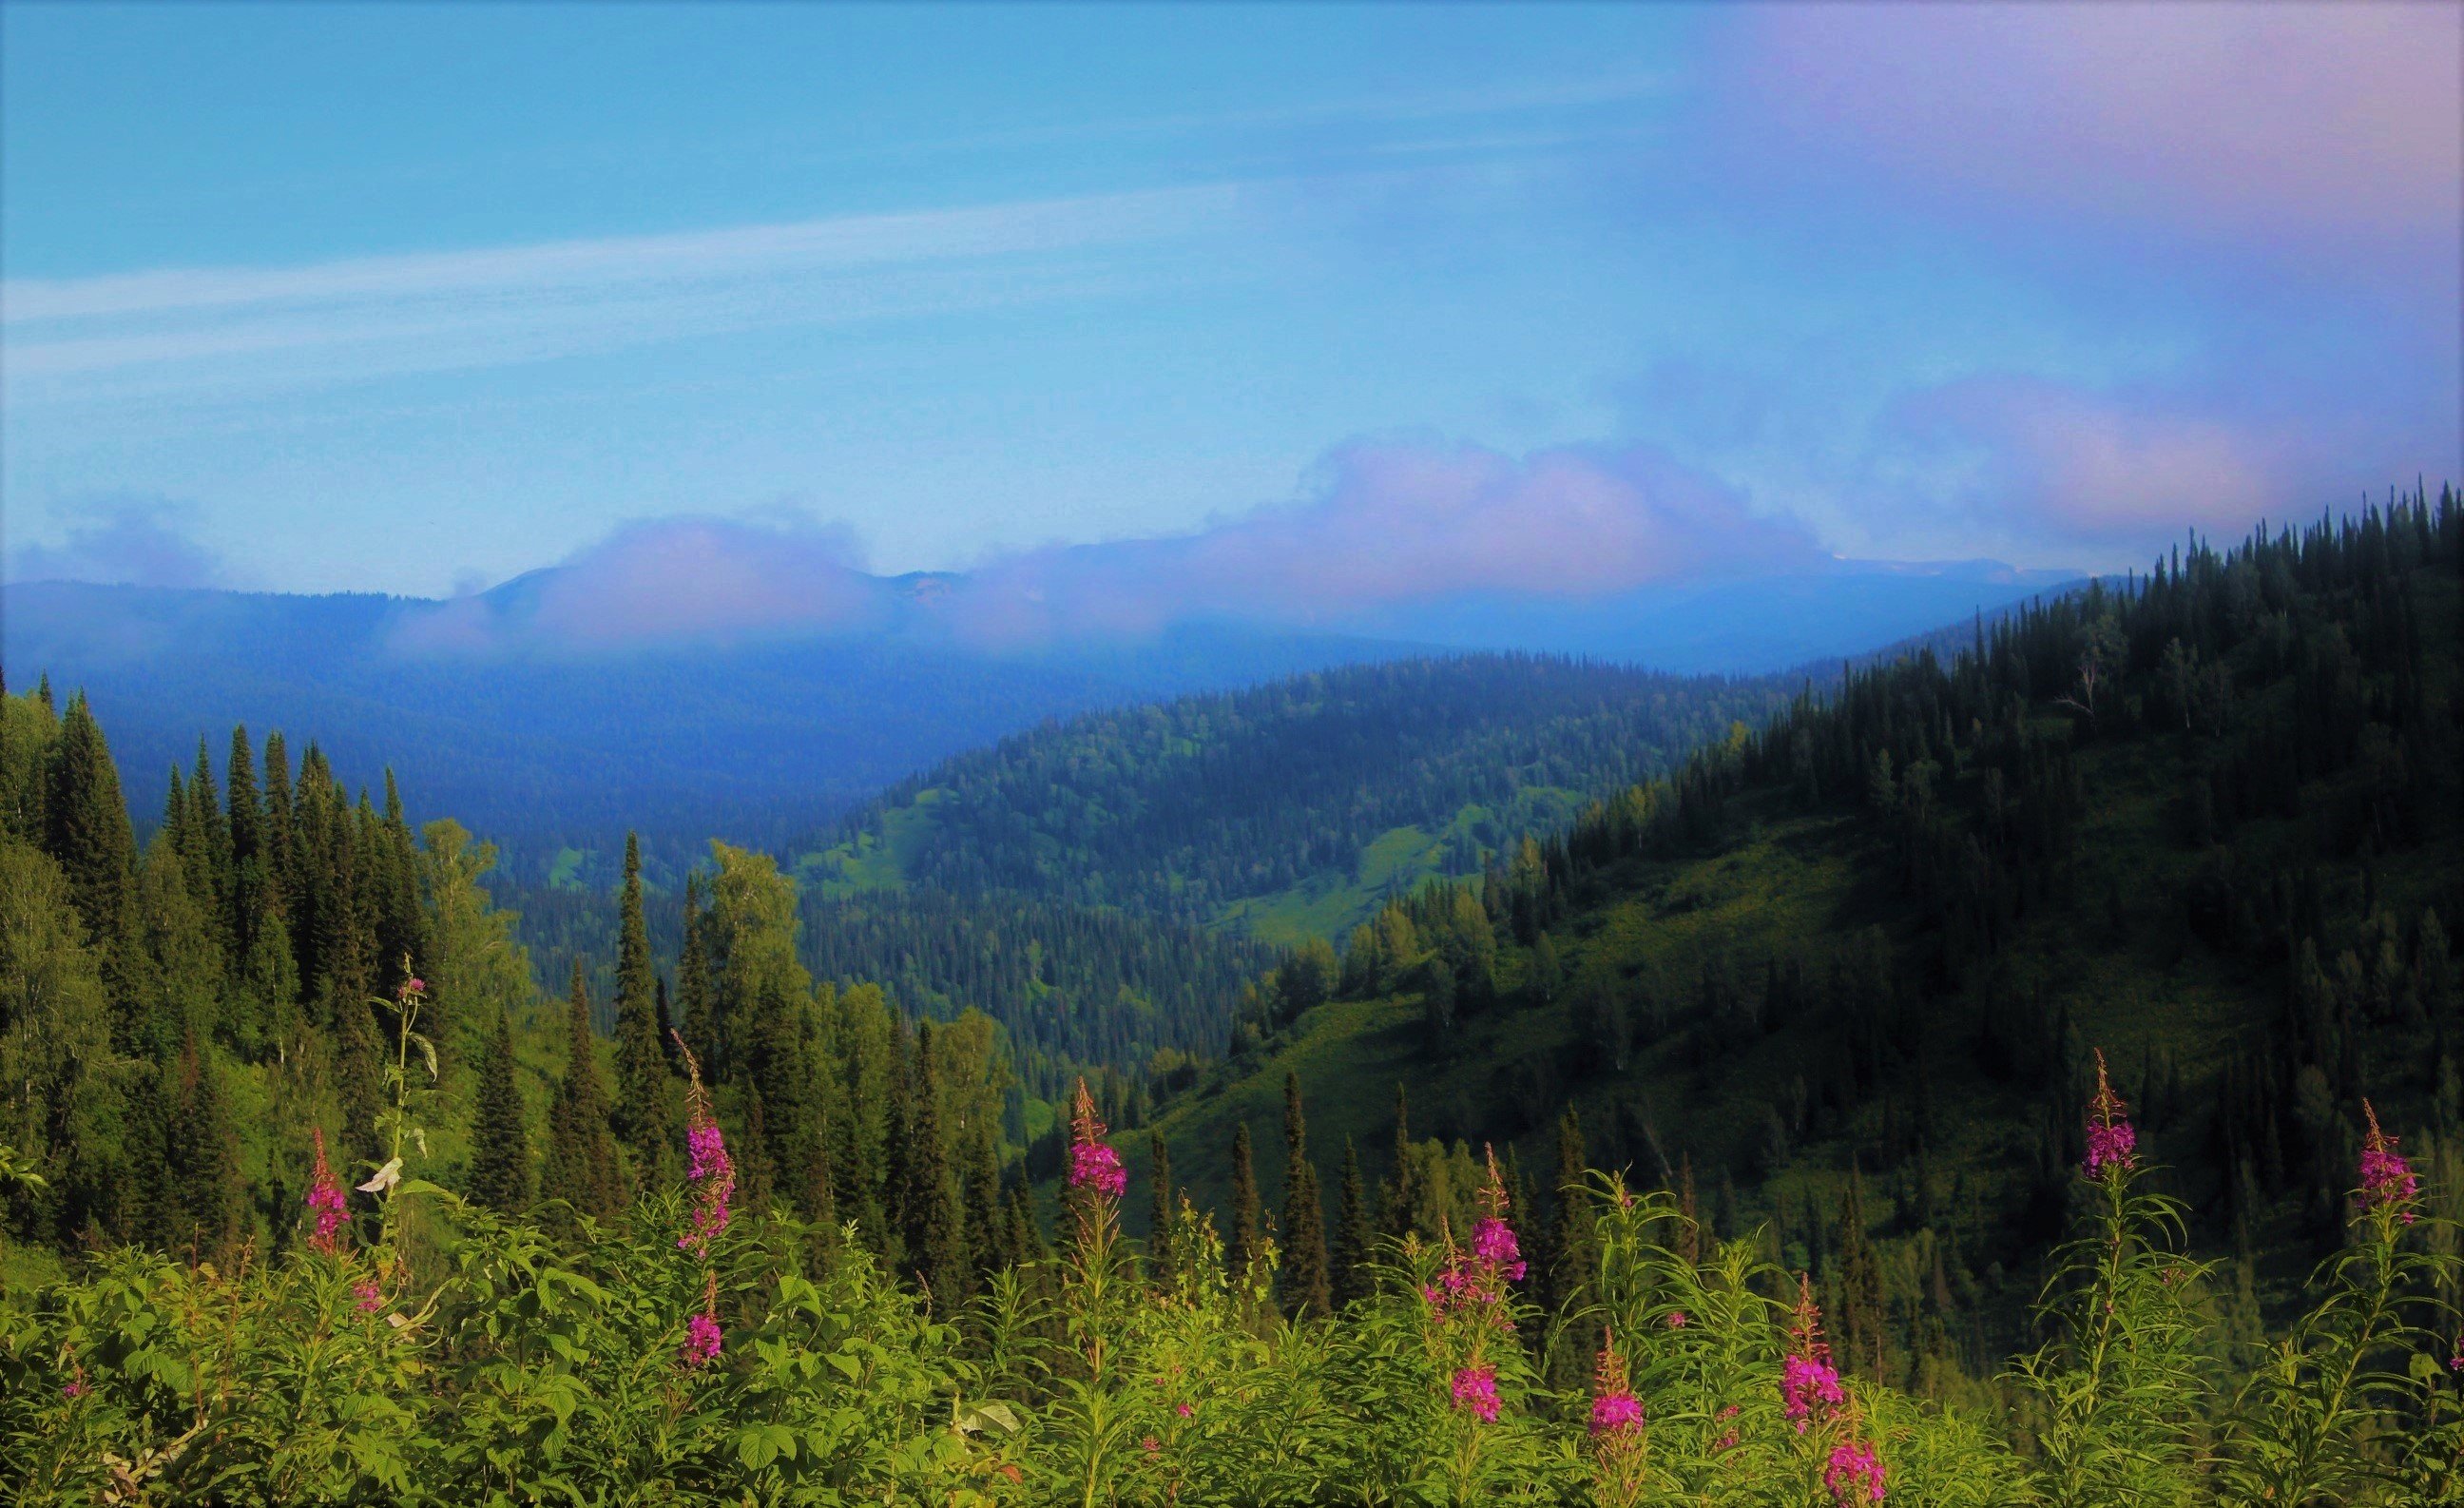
<box><xmin>3</xmin><ymin>1047</ymin><xmax>2461</xmax><ymax>1504</ymax></box>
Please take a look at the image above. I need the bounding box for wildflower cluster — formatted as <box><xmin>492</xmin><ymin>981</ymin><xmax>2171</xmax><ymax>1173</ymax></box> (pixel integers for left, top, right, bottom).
<box><xmin>1425</xmin><ymin>1151</ymin><xmax>1526</xmax><ymax>1321</ymax></box>
<box><xmin>304</xmin><ymin>1126</ymin><xmax>350</xmax><ymax>1255</ymax></box>
<box><xmin>1588</xmin><ymin>1333</ymin><xmax>1645</xmax><ymax>1440</ymax></box>
<box><xmin>670</xmin><ymin>1033</ymin><xmax>730</xmax><ymax>1371</ymax></box>
<box><xmin>673</xmin><ymin>1031</ymin><xmax>735</xmax><ymax>1259</ymax></box>
<box><xmin>2357</xmin><ymin>1099</ymin><xmax>2418</xmax><ymax>1224</ymax></box>
<box><xmin>1781</xmin><ymin>1275</ymin><xmax>1843</xmax><ymax>1433</ymax></box>
<box><xmin>1450</xmin><ymin>1363</ymin><xmax>1500</xmax><ymax>1422</ymax></box>
<box><xmin>1067</xmin><ymin>1086</ymin><xmax>1127</xmax><ymax>1200</ymax></box>
<box><xmin>2083</xmin><ymin>1048</ymin><xmax>2137</xmax><ymax>1177</ymax></box>
<box><xmin>1825</xmin><ymin>1440</ymin><xmax>1887</xmax><ymax>1505</ymax></box>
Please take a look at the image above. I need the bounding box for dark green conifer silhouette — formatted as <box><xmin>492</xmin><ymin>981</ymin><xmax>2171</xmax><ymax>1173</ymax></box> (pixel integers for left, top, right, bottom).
<box><xmin>1147</xmin><ymin>1127</ymin><xmax>1176</xmax><ymax>1289</ymax></box>
<box><xmin>1226</xmin><ymin>1121</ymin><xmax>1262</xmax><ymax>1286</ymax></box>
<box><xmin>1332</xmin><ymin>1136</ymin><xmax>1374</xmax><ymax>1308</ymax></box>
<box><xmin>1278</xmin><ymin>1071</ymin><xmax>1332</xmax><ymax>1318</ymax></box>
<box><xmin>544</xmin><ymin>960</ymin><xmax>624</xmax><ymax>1224</ymax></box>
<box><xmin>468</xmin><ymin>1006</ymin><xmax>532</xmax><ymax>1215</ymax></box>
<box><xmin>609</xmin><ymin>833</ymin><xmax>676</xmax><ymax>1184</ymax></box>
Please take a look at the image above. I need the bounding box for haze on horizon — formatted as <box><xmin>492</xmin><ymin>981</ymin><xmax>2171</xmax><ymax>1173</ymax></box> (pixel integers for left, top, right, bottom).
<box><xmin>5</xmin><ymin>2</ymin><xmax>2457</xmax><ymax>639</ymax></box>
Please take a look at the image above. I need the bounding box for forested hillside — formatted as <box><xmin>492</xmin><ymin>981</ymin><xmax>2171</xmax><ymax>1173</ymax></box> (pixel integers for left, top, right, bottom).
<box><xmin>1142</xmin><ymin>493</ymin><xmax>2464</xmax><ymax>1377</ymax></box>
<box><xmin>3</xmin><ymin>498</ymin><xmax>2461</xmax><ymax>1506</ymax></box>
<box><xmin>796</xmin><ymin>655</ymin><xmax>1796</xmax><ymax>938</ymax></box>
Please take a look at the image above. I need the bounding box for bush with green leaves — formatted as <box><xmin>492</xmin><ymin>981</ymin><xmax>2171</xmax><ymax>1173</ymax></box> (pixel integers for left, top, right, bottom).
<box><xmin>4</xmin><ymin>1048</ymin><xmax>2462</xmax><ymax>1505</ymax></box>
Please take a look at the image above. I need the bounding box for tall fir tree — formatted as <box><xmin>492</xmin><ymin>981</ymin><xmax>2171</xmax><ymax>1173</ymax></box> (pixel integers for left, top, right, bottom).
<box><xmin>962</xmin><ymin>1112</ymin><xmax>1007</xmax><ymax>1291</ymax></box>
<box><xmin>1381</xmin><ymin>1082</ymin><xmax>1416</xmax><ymax>1241</ymax></box>
<box><xmin>677</xmin><ymin>875</ymin><xmax>714</xmax><ymax>1061</ymax></box>
<box><xmin>1147</xmin><ymin>1127</ymin><xmax>1176</xmax><ymax>1290</ymax></box>
<box><xmin>608</xmin><ymin>833</ymin><xmax>676</xmax><ymax>1184</ymax></box>
<box><xmin>898</xmin><ymin>1022</ymin><xmax>969</xmax><ymax>1305</ymax></box>
<box><xmin>43</xmin><ymin>693</ymin><xmax>140</xmax><ymax>1023</ymax></box>
<box><xmin>1836</xmin><ymin>1167</ymin><xmax>1887</xmax><ymax>1380</ymax></box>
<box><xmin>467</xmin><ymin>1006</ymin><xmax>532</xmax><ymax>1215</ymax></box>
<box><xmin>544</xmin><ymin>960</ymin><xmax>624</xmax><ymax>1224</ymax></box>
<box><xmin>1278</xmin><ymin>1071</ymin><xmax>1332</xmax><ymax>1318</ymax></box>
<box><xmin>1543</xmin><ymin>1109</ymin><xmax>1595</xmax><ymax>1316</ymax></box>
<box><xmin>1332</xmin><ymin>1136</ymin><xmax>1375</xmax><ymax>1308</ymax></box>
<box><xmin>1226</xmin><ymin>1121</ymin><xmax>1263</xmax><ymax>1286</ymax></box>
<box><xmin>164</xmin><ymin>1029</ymin><xmax>244</xmax><ymax>1265</ymax></box>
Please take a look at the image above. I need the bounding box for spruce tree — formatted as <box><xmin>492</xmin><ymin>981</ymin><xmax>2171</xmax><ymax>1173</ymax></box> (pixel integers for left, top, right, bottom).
<box><xmin>1837</xmin><ymin>1167</ymin><xmax>1887</xmax><ymax>1379</ymax></box>
<box><xmin>1147</xmin><ymin>1127</ymin><xmax>1176</xmax><ymax>1290</ymax></box>
<box><xmin>225</xmin><ymin>725</ymin><xmax>261</xmax><ymax>962</ymax></box>
<box><xmin>962</xmin><ymin>1112</ymin><xmax>1006</xmax><ymax>1291</ymax></box>
<box><xmin>1278</xmin><ymin>1072</ymin><xmax>1332</xmax><ymax>1318</ymax></box>
<box><xmin>164</xmin><ymin>1029</ymin><xmax>243</xmax><ymax>1265</ymax></box>
<box><xmin>467</xmin><ymin>1006</ymin><xmax>532</xmax><ymax>1215</ymax></box>
<box><xmin>1226</xmin><ymin>1121</ymin><xmax>1263</xmax><ymax>1286</ymax></box>
<box><xmin>1382</xmin><ymin>1082</ymin><xmax>1417</xmax><ymax>1241</ymax></box>
<box><xmin>1332</xmin><ymin>1136</ymin><xmax>1375</xmax><ymax>1308</ymax></box>
<box><xmin>43</xmin><ymin>693</ymin><xmax>139</xmax><ymax>1017</ymax></box>
<box><xmin>332</xmin><ymin>964</ymin><xmax>388</xmax><ymax>1166</ymax></box>
<box><xmin>609</xmin><ymin>833</ymin><xmax>676</xmax><ymax>1184</ymax></box>
<box><xmin>543</xmin><ymin>960</ymin><xmax>624</xmax><ymax>1224</ymax></box>
<box><xmin>899</xmin><ymin>1022</ymin><xmax>968</xmax><ymax>1305</ymax></box>
<box><xmin>1544</xmin><ymin>1109</ymin><xmax>1595</xmax><ymax>1315</ymax></box>
<box><xmin>676</xmin><ymin>876</ymin><xmax>715</xmax><ymax>1063</ymax></box>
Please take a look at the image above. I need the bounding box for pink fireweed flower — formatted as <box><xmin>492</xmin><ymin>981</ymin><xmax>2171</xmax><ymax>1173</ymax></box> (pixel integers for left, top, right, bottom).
<box><xmin>304</xmin><ymin>1128</ymin><xmax>349</xmax><ymax>1255</ymax></box>
<box><xmin>1066</xmin><ymin>1079</ymin><xmax>1128</xmax><ymax>1199</ymax></box>
<box><xmin>673</xmin><ymin>1033</ymin><xmax>736</xmax><ymax>1256</ymax></box>
<box><xmin>1784</xmin><ymin>1355</ymin><xmax>1847</xmax><ymax>1431</ymax></box>
<box><xmin>1825</xmin><ymin>1440</ymin><xmax>1887</xmax><ymax>1504</ymax></box>
<box><xmin>2082</xmin><ymin>1048</ymin><xmax>2137</xmax><ymax>1177</ymax></box>
<box><xmin>680</xmin><ymin>1310</ymin><xmax>722</xmax><ymax>1368</ymax></box>
<box><xmin>1781</xmin><ymin>1274</ymin><xmax>1844</xmax><ymax>1432</ymax></box>
<box><xmin>1141</xmin><ymin>1436</ymin><xmax>1162</xmax><ymax>1457</ymax></box>
<box><xmin>2358</xmin><ymin>1099</ymin><xmax>2419</xmax><ymax>1224</ymax></box>
<box><xmin>1588</xmin><ymin>1331</ymin><xmax>1645</xmax><ymax>1439</ymax></box>
<box><xmin>353</xmin><ymin>1281</ymin><xmax>383</xmax><ymax>1314</ymax></box>
<box><xmin>1665</xmin><ymin>1310</ymin><xmax>1687</xmax><ymax>1329</ymax></box>
<box><xmin>1451</xmin><ymin>1364</ymin><xmax>1500</xmax><ymax>1423</ymax></box>
<box><xmin>1175</xmin><ymin>1402</ymin><xmax>1194</xmax><ymax>1418</ymax></box>
<box><xmin>1469</xmin><ymin>1216</ymin><xmax>1526</xmax><ymax>1282</ymax></box>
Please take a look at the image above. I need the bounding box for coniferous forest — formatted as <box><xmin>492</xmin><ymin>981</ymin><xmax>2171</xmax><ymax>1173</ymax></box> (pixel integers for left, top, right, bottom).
<box><xmin>2</xmin><ymin>494</ymin><xmax>2461</xmax><ymax>1504</ymax></box>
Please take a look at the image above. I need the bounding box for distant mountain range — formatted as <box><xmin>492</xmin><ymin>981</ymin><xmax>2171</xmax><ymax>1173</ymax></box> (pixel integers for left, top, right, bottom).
<box><xmin>1</xmin><ymin>554</ymin><xmax>2075</xmax><ymax>879</ymax></box>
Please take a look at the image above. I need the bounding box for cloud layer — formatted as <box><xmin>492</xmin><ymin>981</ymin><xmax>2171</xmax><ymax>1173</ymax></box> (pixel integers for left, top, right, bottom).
<box><xmin>396</xmin><ymin>440</ymin><xmax>1822</xmax><ymax>653</ymax></box>
<box><xmin>6</xmin><ymin>498</ymin><xmax>238</xmax><ymax>589</ymax></box>
<box><xmin>945</xmin><ymin>441</ymin><xmax>1819</xmax><ymax>644</ymax></box>
<box><xmin>1723</xmin><ymin>3</ymin><xmax>2461</xmax><ymax>249</ymax></box>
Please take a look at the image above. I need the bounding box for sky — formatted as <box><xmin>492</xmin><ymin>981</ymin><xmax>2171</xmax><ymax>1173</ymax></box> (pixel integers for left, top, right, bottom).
<box><xmin>5</xmin><ymin>2</ymin><xmax>2457</xmax><ymax>616</ymax></box>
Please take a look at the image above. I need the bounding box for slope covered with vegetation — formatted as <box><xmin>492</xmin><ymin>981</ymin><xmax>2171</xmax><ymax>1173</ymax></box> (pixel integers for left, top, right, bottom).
<box><xmin>0</xmin><ymin>497</ymin><xmax>2459</xmax><ymax>1504</ymax></box>
<box><xmin>1142</xmin><ymin>493</ymin><xmax>2464</xmax><ymax>1380</ymax></box>
<box><xmin>795</xmin><ymin>654</ymin><xmax>1797</xmax><ymax>941</ymax></box>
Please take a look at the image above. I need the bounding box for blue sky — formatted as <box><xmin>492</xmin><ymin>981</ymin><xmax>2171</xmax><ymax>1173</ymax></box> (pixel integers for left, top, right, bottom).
<box><xmin>5</xmin><ymin>3</ymin><xmax>2456</xmax><ymax>608</ymax></box>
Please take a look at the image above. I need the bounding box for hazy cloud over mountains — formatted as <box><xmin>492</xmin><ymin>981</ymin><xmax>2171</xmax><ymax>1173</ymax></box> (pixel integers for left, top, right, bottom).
<box><xmin>6</xmin><ymin>498</ymin><xmax>241</xmax><ymax>590</ymax></box>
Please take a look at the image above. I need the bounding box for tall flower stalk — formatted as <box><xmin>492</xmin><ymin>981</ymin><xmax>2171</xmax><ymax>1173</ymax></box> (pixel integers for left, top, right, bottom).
<box><xmin>2011</xmin><ymin>1045</ymin><xmax>2210</xmax><ymax>1506</ymax></box>
<box><xmin>2221</xmin><ymin>1096</ymin><xmax>2459</xmax><ymax>1503</ymax></box>
<box><xmin>670</xmin><ymin>1032</ymin><xmax>732</xmax><ymax>1371</ymax></box>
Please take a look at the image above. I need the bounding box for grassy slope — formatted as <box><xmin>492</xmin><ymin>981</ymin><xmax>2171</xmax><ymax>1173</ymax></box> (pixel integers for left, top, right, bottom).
<box><xmin>1136</xmin><ymin>590</ymin><xmax>2461</xmax><ymax>1334</ymax></box>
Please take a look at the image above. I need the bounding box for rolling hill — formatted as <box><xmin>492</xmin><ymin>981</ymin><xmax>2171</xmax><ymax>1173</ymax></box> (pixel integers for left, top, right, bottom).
<box><xmin>1132</xmin><ymin>495</ymin><xmax>2463</xmax><ymax>1371</ymax></box>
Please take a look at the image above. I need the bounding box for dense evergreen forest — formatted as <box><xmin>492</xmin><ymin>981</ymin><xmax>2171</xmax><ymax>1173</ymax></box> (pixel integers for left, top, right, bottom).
<box><xmin>504</xmin><ymin>655</ymin><xmax>1799</xmax><ymax>1112</ymax></box>
<box><xmin>2</xmin><ymin>496</ymin><xmax>2459</xmax><ymax>1505</ymax></box>
<box><xmin>1146</xmin><ymin>490</ymin><xmax>2462</xmax><ymax>1387</ymax></box>
<box><xmin>799</xmin><ymin>654</ymin><xmax>1797</xmax><ymax>931</ymax></box>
